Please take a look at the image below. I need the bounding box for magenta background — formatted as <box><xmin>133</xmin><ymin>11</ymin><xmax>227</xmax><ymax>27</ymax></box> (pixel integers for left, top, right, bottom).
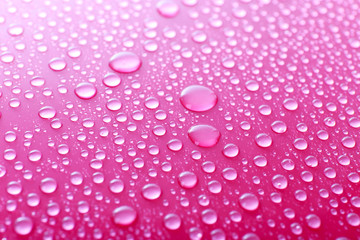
<box><xmin>0</xmin><ymin>0</ymin><xmax>360</xmax><ymax>239</ymax></box>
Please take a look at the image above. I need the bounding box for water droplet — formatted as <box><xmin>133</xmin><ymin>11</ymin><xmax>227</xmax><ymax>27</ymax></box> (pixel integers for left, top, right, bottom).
<box><xmin>38</xmin><ymin>106</ymin><xmax>56</xmax><ymax>119</ymax></box>
<box><xmin>271</xmin><ymin>121</ymin><xmax>287</xmax><ymax>134</ymax></box>
<box><xmin>201</xmin><ymin>209</ymin><xmax>218</xmax><ymax>225</ymax></box>
<box><xmin>14</xmin><ymin>217</ymin><xmax>33</xmax><ymax>236</ymax></box>
<box><xmin>109</xmin><ymin>52</ymin><xmax>141</xmax><ymax>73</ymax></box>
<box><xmin>40</xmin><ymin>178</ymin><xmax>57</xmax><ymax>194</ymax></box>
<box><xmin>222</xmin><ymin>143</ymin><xmax>239</xmax><ymax>158</ymax></box>
<box><xmin>8</xmin><ymin>24</ymin><xmax>24</xmax><ymax>36</ymax></box>
<box><xmin>103</xmin><ymin>73</ymin><xmax>121</xmax><ymax>88</ymax></box>
<box><xmin>255</xmin><ymin>133</ymin><xmax>272</xmax><ymax>148</ymax></box>
<box><xmin>157</xmin><ymin>0</ymin><xmax>180</xmax><ymax>18</ymax></box>
<box><xmin>180</xmin><ymin>85</ymin><xmax>217</xmax><ymax>112</ymax></box>
<box><xmin>28</xmin><ymin>150</ymin><xmax>42</xmax><ymax>162</ymax></box>
<box><xmin>271</xmin><ymin>174</ymin><xmax>288</xmax><ymax>189</ymax></box>
<box><xmin>48</xmin><ymin>58</ymin><xmax>67</xmax><ymax>71</ymax></box>
<box><xmin>75</xmin><ymin>83</ymin><xmax>97</xmax><ymax>100</ymax></box>
<box><xmin>342</xmin><ymin>136</ymin><xmax>356</xmax><ymax>149</ymax></box>
<box><xmin>178</xmin><ymin>171</ymin><xmax>198</xmax><ymax>189</ymax></box>
<box><xmin>167</xmin><ymin>139</ymin><xmax>183</xmax><ymax>152</ymax></box>
<box><xmin>306</xmin><ymin>214</ymin><xmax>321</xmax><ymax>229</ymax></box>
<box><xmin>188</xmin><ymin>124</ymin><xmax>220</xmax><ymax>148</ymax></box>
<box><xmin>346</xmin><ymin>213</ymin><xmax>360</xmax><ymax>227</ymax></box>
<box><xmin>164</xmin><ymin>213</ymin><xmax>181</xmax><ymax>230</ymax></box>
<box><xmin>293</xmin><ymin>138</ymin><xmax>308</xmax><ymax>150</ymax></box>
<box><xmin>112</xmin><ymin>206</ymin><xmax>137</xmax><ymax>226</ymax></box>
<box><xmin>283</xmin><ymin>98</ymin><xmax>298</xmax><ymax>111</ymax></box>
<box><xmin>142</xmin><ymin>183</ymin><xmax>161</xmax><ymax>200</ymax></box>
<box><xmin>109</xmin><ymin>179</ymin><xmax>124</xmax><ymax>193</ymax></box>
<box><xmin>239</xmin><ymin>193</ymin><xmax>259</xmax><ymax>211</ymax></box>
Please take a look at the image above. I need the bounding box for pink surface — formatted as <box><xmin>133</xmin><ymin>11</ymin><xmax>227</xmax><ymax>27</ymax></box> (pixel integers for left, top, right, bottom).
<box><xmin>0</xmin><ymin>0</ymin><xmax>360</xmax><ymax>239</ymax></box>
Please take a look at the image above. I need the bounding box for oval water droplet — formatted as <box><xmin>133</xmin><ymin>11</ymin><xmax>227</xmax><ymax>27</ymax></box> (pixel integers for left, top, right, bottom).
<box><xmin>239</xmin><ymin>193</ymin><xmax>259</xmax><ymax>211</ymax></box>
<box><xmin>75</xmin><ymin>82</ymin><xmax>97</xmax><ymax>100</ymax></box>
<box><xmin>180</xmin><ymin>85</ymin><xmax>217</xmax><ymax>112</ymax></box>
<box><xmin>112</xmin><ymin>206</ymin><xmax>137</xmax><ymax>226</ymax></box>
<box><xmin>109</xmin><ymin>52</ymin><xmax>141</xmax><ymax>73</ymax></box>
<box><xmin>48</xmin><ymin>58</ymin><xmax>67</xmax><ymax>71</ymax></box>
<box><xmin>188</xmin><ymin>124</ymin><xmax>220</xmax><ymax>148</ymax></box>
<box><xmin>14</xmin><ymin>217</ymin><xmax>33</xmax><ymax>236</ymax></box>
<box><xmin>156</xmin><ymin>0</ymin><xmax>180</xmax><ymax>18</ymax></box>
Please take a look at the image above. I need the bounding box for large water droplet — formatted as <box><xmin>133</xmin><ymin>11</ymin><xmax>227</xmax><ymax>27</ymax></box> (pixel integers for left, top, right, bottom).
<box><xmin>164</xmin><ymin>213</ymin><xmax>181</xmax><ymax>230</ymax></box>
<box><xmin>38</xmin><ymin>106</ymin><xmax>56</xmax><ymax>119</ymax></box>
<box><xmin>14</xmin><ymin>217</ymin><xmax>33</xmax><ymax>236</ymax></box>
<box><xmin>48</xmin><ymin>58</ymin><xmax>67</xmax><ymax>71</ymax></box>
<box><xmin>239</xmin><ymin>193</ymin><xmax>259</xmax><ymax>211</ymax></box>
<box><xmin>112</xmin><ymin>206</ymin><xmax>137</xmax><ymax>226</ymax></box>
<box><xmin>178</xmin><ymin>171</ymin><xmax>198</xmax><ymax>189</ymax></box>
<box><xmin>142</xmin><ymin>183</ymin><xmax>162</xmax><ymax>200</ymax></box>
<box><xmin>156</xmin><ymin>0</ymin><xmax>180</xmax><ymax>18</ymax></box>
<box><xmin>40</xmin><ymin>178</ymin><xmax>57</xmax><ymax>194</ymax></box>
<box><xmin>188</xmin><ymin>124</ymin><xmax>220</xmax><ymax>148</ymax></box>
<box><xmin>75</xmin><ymin>83</ymin><xmax>97</xmax><ymax>100</ymax></box>
<box><xmin>306</xmin><ymin>214</ymin><xmax>321</xmax><ymax>229</ymax></box>
<box><xmin>255</xmin><ymin>133</ymin><xmax>272</xmax><ymax>148</ymax></box>
<box><xmin>180</xmin><ymin>85</ymin><xmax>217</xmax><ymax>112</ymax></box>
<box><xmin>109</xmin><ymin>52</ymin><xmax>141</xmax><ymax>73</ymax></box>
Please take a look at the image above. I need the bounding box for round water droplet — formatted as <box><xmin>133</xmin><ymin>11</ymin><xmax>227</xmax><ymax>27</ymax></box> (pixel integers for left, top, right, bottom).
<box><xmin>106</xmin><ymin>98</ymin><xmax>122</xmax><ymax>111</ymax></box>
<box><xmin>239</xmin><ymin>193</ymin><xmax>259</xmax><ymax>211</ymax></box>
<box><xmin>271</xmin><ymin>121</ymin><xmax>287</xmax><ymax>134</ymax></box>
<box><xmin>28</xmin><ymin>150</ymin><xmax>42</xmax><ymax>162</ymax></box>
<box><xmin>293</xmin><ymin>138</ymin><xmax>308</xmax><ymax>150</ymax></box>
<box><xmin>75</xmin><ymin>83</ymin><xmax>97</xmax><ymax>100</ymax></box>
<box><xmin>109</xmin><ymin>52</ymin><xmax>141</xmax><ymax>73</ymax></box>
<box><xmin>103</xmin><ymin>73</ymin><xmax>121</xmax><ymax>88</ymax></box>
<box><xmin>242</xmin><ymin>233</ymin><xmax>260</xmax><ymax>240</ymax></box>
<box><xmin>38</xmin><ymin>106</ymin><xmax>56</xmax><ymax>119</ymax></box>
<box><xmin>7</xmin><ymin>181</ymin><xmax>22</xmax><ymax>195</ymax></box>
<box><xmin>245</xmin><ymin>80</ymin><xmax>259</xmax><ymax>92</ymax></box>
<box><xmin>30</xmin><ymin>76</ymin><xmax>45</xmax><ymax>87</ymax></box>
<box><xmin>222</xmin><ymin>168</ymin><xmax>237</xmax><ymax>181</ymax></box>
<box><xmin>255</xmin><ymin>133</ymin><xmax>272</xmax><ymax>148</ymax></box>
<box><xmin>8</xmin><ymin>25</ymin><xmax>24</xmax><ymax>36</ymax></box>
<box><xmin>167</xmin><ymin>139</ymin><xmax>183</xmax><ymax>152</ymax></box>
<box><xmin>283</xmin><ymin>98</ymin><xmax>298</xmax><ymax>111</ymax></box>
<box><xmin>40</xmin><ymin>178</ymin><xmax>57</xmax><ymax>194</ymax></box>
<box><xmin>145</xmin><ymin>97</ymin><xmax>160</xmax><ymax>109</ymax></box>
<box><xmin>14</xmin><ymin>217</ymin><xmax>33</xmax><ymax>236</ymax></box>
<box><xmin>109</xmin><ymin>179</ymin><xmax>124</xmax><ymax>193</ymax></box>
<box><xmin>342</xmin><ymin>136</ymin><xmax>356</xmax><ymax>149</ymax></box>
<box><xmin>222</xmin><ymin>143</ymin><xmax>239</xmax><ymax>158</ymax></box>
<box><xmin>180</xmin><ymin>85</ymin><xmax>217</xmax><ymax>112</ymax></box>
<box><xmin>271</xmin><ymin>174</ymin><xmax>288</xmax><ymax>189</ymax></box>
<box><xmin>306</xmin><ymin>214</ymin><xmax>321</xmax><ymax>229</ymax></box>
<box><xmin>112</xmin><ymin>206</ymin><xmax>137</xmax><ymax>226</ymax></box>
<box><xmin>188</xmin><ymin>124</ymin><xmax>220</xmax><ymax>148</ymax></box>
<box><xmin>178</xmin><ymin>171</ymin><xmax>198</xmax><ymax>189</ymax></box>
<box><xmin>201</xmin><ymin>209</ymin><xmax>217</xmax><ymax>225</ymax></box>
<box><xmin>164</xmin><ymin>213</ymin><xmax>181</xmax><ymax>230</ymax></box>
<box><xmin>142</xmin><ymin>183</ymin><xmax>162</xmax><ymax>200</ymax></box>
<box><xmin>347</xmin><ymin>213</ymin><xmax>360</xmax><ymax>227</ymax></box>
<box><xmin>156</xmin><ymin>0</ymin><xmax>180</xmax><ymax>18</ymax></box>
<box><xmin>48</xmin><ymin>58</ymin><xmax>67</xmax><ymax>71</ymax></box>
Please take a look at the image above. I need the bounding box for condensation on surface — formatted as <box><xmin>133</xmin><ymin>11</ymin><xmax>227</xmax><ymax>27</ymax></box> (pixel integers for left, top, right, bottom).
<box><xmin>0</xmin><ymin>0</ymin><xmax>359</xmax><ymax>239</ymax></box>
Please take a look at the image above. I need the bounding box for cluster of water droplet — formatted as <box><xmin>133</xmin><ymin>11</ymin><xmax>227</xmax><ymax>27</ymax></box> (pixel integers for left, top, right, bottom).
<box><xmin>0</xmin><ymin>0</ymin><xmax>359</xmax><ymax>239</ymax></box>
